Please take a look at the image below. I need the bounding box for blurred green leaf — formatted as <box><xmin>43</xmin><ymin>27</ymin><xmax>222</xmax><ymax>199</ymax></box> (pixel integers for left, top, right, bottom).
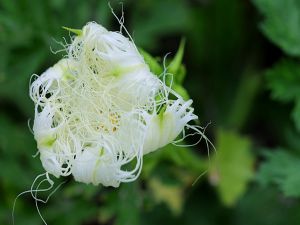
<box><xmin>0</xmin><ymin>48</ymin><xmax>47</xmax><ymax>116</ymax></box>
<box><xmin>130</xmin><ymin>0</ymin><xmax>189</xmax><ymax>49</ymax></box>
<box><xmin>266</xmin><ymin>59</ymin><xmax>300</xmax><ymax>131</ymax></box>
<box><xmin>266</xmin><ymin>59</ymin><xmax>300</xmax><ymax>102</ymax></box>
<box><xmin>45</xmin><ymin>198</ymin><xmax>99</xmax><ymax>225</ymax></box>
<box><xmin>257</xmin><ymin>149</ymin><xmax>300</xmax><ymax>197</ymax></box>
<box><xmin>148</xmin><ymin>178</ymin><xmax>183</xmax><ymax>215</ymax></box>
<box><xmin>227</xmin><ymin>72</ymin><xmax>261</xmax><ymax>130</ymax></box>
<box><xmin>253</xmin><ymin>0</ymin><xmax>300</xmax><ymax>56</ymax></box>
<box><xmin>0</xmin><ymin>114</ymin><xmax>39</xmax><ymax>185</ymax></box>
<box><xmin>235</xmin><ymin>186</ymin><xmax>300</xmax><ymax>225</ymax></box>
<box><xmin>292</xmin><ymin>98</ymin><xmax>300</xmax><ymax>131</ymax></box>
<box><xmin>209</xmin><ymin>129</ymin><xmax>254</xmax><ymax>206</ymax></box>
<box><xmin>143</xmin><ymin>144</ymin><xmax>206</xmax><ymax>180</ymax></box>
<box><xmin>0</xmin><ymin>113</ymin><xmax>43</xmax><ymax>225</ymax></box>
<box><xmin>115</xmin><ymin>183</ymin><xmax>141</xmax><ymax>225</ymax></box>
<box><xmin>97</xmin><ymin>183</ymin><xmax>141</xmax><ymax>225</ymax></box>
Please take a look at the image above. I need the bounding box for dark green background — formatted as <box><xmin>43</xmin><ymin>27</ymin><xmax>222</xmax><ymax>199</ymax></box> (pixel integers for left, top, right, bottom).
<box><xmin>1</xmin><ymin>0</ymin><xmax>300</xmax><ymax>224</ymax></box>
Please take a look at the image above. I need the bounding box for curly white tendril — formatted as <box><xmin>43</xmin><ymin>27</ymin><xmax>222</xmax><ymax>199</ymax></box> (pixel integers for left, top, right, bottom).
<box><xmin>30</xmin><ymin>22</ymin><xmax>208</xmax><ymax>187</ymax></box>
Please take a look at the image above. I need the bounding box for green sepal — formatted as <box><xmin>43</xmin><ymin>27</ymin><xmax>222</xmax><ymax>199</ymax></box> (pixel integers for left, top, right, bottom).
<box><xmin>139</xmin><ymin>48</ymin><xmax>163</xmax><ymax>76</ymax></box>
<box><xmin>168</xmin><ymin>38</ymin><xmax>186</xmax><ymax>84</ymax></box>
<box><xmin>140</xmin><ymin>39</ymin><xmax>189</xmax><ymax>101</ymax></box>
<box><xmin>173</xmin><ymin>84</ymin><xmax>189</xmax><ymax>101</ymax></box>
<box><xmin>158</xmin><ymin>104</ymin><xmax>167</xmax><ymax>118</ymax></box>
<box><xmin>62</xmin><ymin>26</ymin><xmax>82</xmax><ymax>36</ymax></box>
<box><xmin>38</xmin><ymin>135</ymin><xmax>57</xmax><ymax>148</ymax></box>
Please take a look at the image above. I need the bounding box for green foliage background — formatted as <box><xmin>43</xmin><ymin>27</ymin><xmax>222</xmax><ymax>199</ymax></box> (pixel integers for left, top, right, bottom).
<box><xmin>1</xmin><ymin>0</ymin><xmax>300</xmax><ymax>224</ymax></box>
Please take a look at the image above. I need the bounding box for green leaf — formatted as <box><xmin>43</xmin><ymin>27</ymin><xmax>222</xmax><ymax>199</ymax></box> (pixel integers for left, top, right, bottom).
<box><xmin>292</xmin><ymin>98</ymin><xmax>300</xmax><ymax>131</ymax></box>
<box><xmin>0</xmin><ymin>48</ymin><xmax>47</xmax><ymax>116</ymax></box>
<box><xmin>90</xmin><ymin>183</ymin><xmax>141</xmax><ymax>225</ymax></box>
<box><xmin>209</xmin><ymin>129</ymin><xmax>254</xmax><ymax>206</ymax></box>
<box><xmin>115</xmin><ymin>183</ymin><xmax>141</xmax><ymax>225</ymax></box>
<box><xmin>266</xmin><ymin>59</ymin><xmax>300</xmax><ymax>131</ymax></box>
<box><xmin>143</xmin><ymin>144</ymin><xmax>206</xmax><ymax>179</ymax></box>
<box><xmin>252</xmin><ymin>0</ymin><xmax>300</xmax><ymax>56</ymax></box>
<box><xmin>257</xmin><ymin>149</ymin><xmax>300</xmax><ymax>197</ymax></box>
<box><xmin>235</xmin><ymin>187</ymin><xmax>300</xmax><ymax>225</ymax></box>
<box><xmin>0</xmin><ymin>114</ymin><xmax>39</xmax><ymax>187</ymax></box>
<box><xmin>266</xmin><ymin>59</ymin><xmax>300</xmax><ymax>102</ymax></box>
<box><xmin>148</xmin><ymin>178</ymin><xmax>184</xmax><ymax>215</ymax></box>
<box><xmin>227</xmin><ymin>72</ymin><xmax>261</xmax><ymax>130</ymax></box>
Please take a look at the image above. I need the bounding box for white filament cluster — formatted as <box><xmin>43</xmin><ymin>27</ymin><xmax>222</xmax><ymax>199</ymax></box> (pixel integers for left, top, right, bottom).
<box><xmin>30</xmin><ymin>22</ymin><xmax>202</xmax><ymax>187</ymax></box>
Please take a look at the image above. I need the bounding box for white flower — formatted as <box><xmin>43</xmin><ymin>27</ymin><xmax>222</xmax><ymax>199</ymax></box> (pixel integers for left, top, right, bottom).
<box><xmin>32</xmin><ymin>104</ymin><xmax>62</xmax><ymax>177</ymax></box>
<box><xmin>68</xmin><ymin>22</ymin><xmax>160</xmax><ymax>109</ymax></box>
<box><xmin>72</xmin><ymin>145</ymin><xmax>125</xmax><ymax>187</ymax></box>
<box><xmin>143</xmin><ymin>98</ymin><xmax>198</xmax><ymax>155</ymax></box>
<box><xmin>30</xmin><ymin>22</ymin><xmax>205</xmax><ymax>187</ymax></box>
